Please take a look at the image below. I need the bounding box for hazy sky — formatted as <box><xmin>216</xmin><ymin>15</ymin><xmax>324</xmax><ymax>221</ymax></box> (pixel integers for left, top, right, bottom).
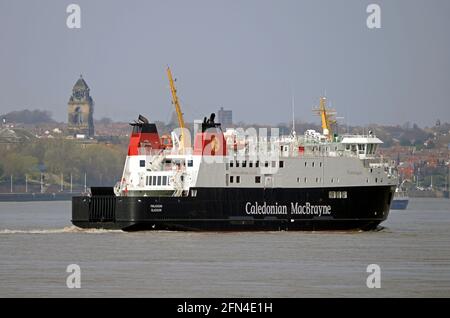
<box><xmin>0</xmin><ymin>0</ymin><xmax>449</xmax><ymax>126</ymax></box>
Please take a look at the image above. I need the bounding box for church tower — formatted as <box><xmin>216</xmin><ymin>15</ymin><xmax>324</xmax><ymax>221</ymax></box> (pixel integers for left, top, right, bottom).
<box><xmin>67</xmin><ymin>75</ymin><xmax>94</xmax><ymax>137</ymax></box>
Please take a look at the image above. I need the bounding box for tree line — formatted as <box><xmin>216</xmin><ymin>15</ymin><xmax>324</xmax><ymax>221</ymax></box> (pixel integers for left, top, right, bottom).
<box><xmin>0</xmin><ymin>140</ymin><xmax>127</xmax><ymax>188</ymax></box>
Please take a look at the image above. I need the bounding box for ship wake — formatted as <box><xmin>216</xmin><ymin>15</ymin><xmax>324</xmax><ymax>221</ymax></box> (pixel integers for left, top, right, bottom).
<box><xmin>0</xmin><ymin>226</ymin><xmax>124</xmax><ymax>235</ymax></box>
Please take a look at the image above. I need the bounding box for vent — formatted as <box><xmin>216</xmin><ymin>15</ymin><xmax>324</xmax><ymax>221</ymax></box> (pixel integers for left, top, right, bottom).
<box><xmin>89</xmin><ymin>196</ymin><xmax>116</xmax><ymax>222</ymax></box>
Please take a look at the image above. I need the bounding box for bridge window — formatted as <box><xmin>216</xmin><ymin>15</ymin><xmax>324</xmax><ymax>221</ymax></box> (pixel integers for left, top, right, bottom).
<box><xmin>152</xmin><ymin>176</ymin><xmax>156</xmax><ymax>185</ymax></box>
<box><xmin>358</xmin><ymin>144</ymin><xmax>366</xmax><ymax>154</ymax></box>
<box><xmin>140</xmin><ymin>160</ymin><xmax>145</xmax><ymax>167</ymax></box>
<box><xmin>157</xmin><ymin>176</ymin><xmax>162</xmax><ymax>186</ymax></box>
<box><xmin>162</xmin><ymin>176</ymin><xmax>167</xmax><ymax>185</ymax></box>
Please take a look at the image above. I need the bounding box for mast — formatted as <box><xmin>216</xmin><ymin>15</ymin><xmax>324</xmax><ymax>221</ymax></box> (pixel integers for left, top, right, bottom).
<box><xmin>313</xmin><ymin>96</ymin><xmax>336</xmax><ymax>140</ymax></box>
<box><xmin>167</xmin><ymin>66</ymin><xmax>186</xmax><ymax>152</ymax></box>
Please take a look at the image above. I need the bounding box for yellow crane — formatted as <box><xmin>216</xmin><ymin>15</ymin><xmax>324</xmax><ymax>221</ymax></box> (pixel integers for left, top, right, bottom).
<box><xmin>167</xmin><ymin>66</ymin><xmax>186</xmax><ymax>151</ymax></box>
<box><xmin>313</xmin><ymin>96</ymin><xmax>336</xmax><ymax>140</ymax></box>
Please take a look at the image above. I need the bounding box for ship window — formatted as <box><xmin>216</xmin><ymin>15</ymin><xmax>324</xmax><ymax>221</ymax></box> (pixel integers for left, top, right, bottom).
<box><xmin>331</xmin><ymin>178</ymin><xmax>334</xmax><ymax>183</ymax></box>
<box><xmin>305</xmin><ymin>162</ymin><xmax>307</xmax><ymax>167</ymax></box>
<box><xmin>146</xmin><ymin>176</ymin><xmax>149</xmax><ymax>185</ymax></box>
<box><xmin>157</xmin><ymin>176</ymin><xmax>162</xmax><ymax>186</ymax></box>
<box><xmin>187</xmin><ymin>160</ymin><xmax>193</xmax><ymax>167</ymax></box>
<box><xmin>358</xmin><ymin>144</ymin><xmax>365</xmax><ymax>154</ymax></box>
<box><xmin>297</xmin><ymin>177</ymin><xmax>299</xmax><ymax>183</ymax></box>
<box><xmin>249</xmin><ymin>162</ymin><xmax>253</xmax><ymax>168</ymax></box>
<box><xmin>264</xmin><ymin>162</ymin><xmax>269</xmax><ymax>168</ymax></box>
<box><xmin>191</xmin><ymin>189</ymin><xmax>197</xmax><ymax>197</ymax></box>
<box><xmin>256</xmin><ymin>161</ymin><xmax>259</xmax><ymax>168</ymax></box>
<box><xmin>342</xmin><ymin>191</ymin><xmax>348</xmax><ymax>199</ymax></box>
<box><xmin>367</xmin><ymin>178</ymin><xmax>369</xmax><ymax>183</ymax></box>
<box><xmin>375</xmin><ymin>178</ymin><xmax>378</xmax><ymax>183</ymax></box>
<box><xmin>181</xmin><ymin>175</ymin><xmax>184</xmax><ymax>182</ymax></box>
<box><xmin>312</xmin><ymin>162</ymin><xmax>315</xmax><ymax>167</ymax></box>
<box><xmin>230</xmin><ymin>161</ymin><xmax>234</xmax><ymax>168</ymax></box>
<box><xmin>255</xmin><ymin>176</ymin><xmax>261</xmax><ymax>183</ymax></box>
<box><xmin>236</xmin><ymin>161</ymin><xmax>240</xmax><ymax>168</ymax></box>
<box><xmin>304</xmin><ymin>177</ymin><xmax>307</xmax><ymax>183</ymax></box>
<box><xmin>225</xmin><ymin>163</ymin><xmax>229</xmax><ymax>170</ymax></box>
<box><xmin>279</xmin><ymin>161</ymin><xmax>284</xmax><ymax>168</ymax></box>
<box><xmin>236</xmin><ymin>176</ymin><xmax>241</xmax><ymax>183</ymax></box>
<box><xmin>162</xmin><ymin>176</ymin><xmax>167</xmax><ymax>185</ymax></box>
<box><xmin>272</xmin><ymin>161</ymin><xmax>276</xmax><ymax>168</ymax></box>
<box><xmin>152</xmin><ymin>176</ymin><xmax>157</xmax><ymax>185</ymax></box>
<box><xmin>329</xmin><ymin>191</ymin><xmax>336</xmax><ymax>199</ymax></box>
<box><xmin>319</xmin><ymin>162</ymin><xmax>322</xmax><ymax>167</ymax></box>
<box><xmin>242</xmin><ymin>161</ymin><xmax>247</xmax><ymax>168</ymax></box>
<box><xmin>230</xmin><ymin>176</ymin><xmax>234</xmax><ymax>183</ymax></box>
<box><xmin>336</xmin><ymin>191</ymin><xmax>342</xmax><ymax>199</ymax></box>
<box><xmin>140</xmin><ymin>160</ymin><xmax>145</xmax><ymax>167</ymax></box>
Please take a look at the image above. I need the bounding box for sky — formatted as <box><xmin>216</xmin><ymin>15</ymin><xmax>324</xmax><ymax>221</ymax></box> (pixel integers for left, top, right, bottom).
<box><xmin>0</xmin><ymin>0</ymin><xmax>449</xmax><ymax>126</ymax></box>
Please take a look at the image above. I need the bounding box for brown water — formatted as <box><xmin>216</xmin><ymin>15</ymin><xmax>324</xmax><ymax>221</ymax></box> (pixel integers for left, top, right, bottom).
<box><xmin>0</xmin><ymin>198</ymin><xmax>449</xmax><ymax>297</ymax></box>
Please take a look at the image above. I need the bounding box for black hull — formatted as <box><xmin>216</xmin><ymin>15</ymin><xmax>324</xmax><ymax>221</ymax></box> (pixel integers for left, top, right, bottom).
<box><xmin>72</xmin><ymin>186</ymin><xmax>395</xmax><ymax>231</ymax></box>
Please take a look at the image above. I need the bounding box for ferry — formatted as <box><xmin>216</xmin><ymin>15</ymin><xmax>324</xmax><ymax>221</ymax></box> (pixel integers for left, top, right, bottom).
<box><xmin>72</xmin><ymin>68</ymin><xmax>397</xmax><ymax>231</ymax></box>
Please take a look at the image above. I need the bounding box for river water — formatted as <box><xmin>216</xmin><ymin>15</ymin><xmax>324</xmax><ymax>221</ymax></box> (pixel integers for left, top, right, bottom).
<box><xmin>0</xmin><ymin>198</ymin><xmax>449</xmax><ymax>297</ymax></box>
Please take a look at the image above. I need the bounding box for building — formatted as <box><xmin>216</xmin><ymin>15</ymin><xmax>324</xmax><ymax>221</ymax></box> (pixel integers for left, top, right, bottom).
<box><xmin>218</xmin><ymin>107</ymin><xmax>232</xmax><ymax>128</ymax></box>
<box><xmin>67</xmin><ymin>75</ymin><xmax>94</xmax><ymax>137</ymax></box>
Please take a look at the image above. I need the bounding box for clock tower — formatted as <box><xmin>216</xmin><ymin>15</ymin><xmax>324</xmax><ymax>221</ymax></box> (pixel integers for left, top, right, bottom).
<box><xmin>67</xmin><ymin>75</ymin><xmax>94</xmax><ymax>137</ymax></box>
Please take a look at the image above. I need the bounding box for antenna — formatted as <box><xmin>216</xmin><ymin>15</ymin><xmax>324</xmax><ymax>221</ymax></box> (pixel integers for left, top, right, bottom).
<box><xmin>291</xmin><ymin>94</ymin><xmax>296</xmax><ymax>136</ymax></box>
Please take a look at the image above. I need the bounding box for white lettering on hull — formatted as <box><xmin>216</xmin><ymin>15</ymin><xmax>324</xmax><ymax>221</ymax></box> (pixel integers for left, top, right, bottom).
<box><xmin>245</xmin><ymin>202</ymin><xmax>331</xmax><ymax>216</ymax></box>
